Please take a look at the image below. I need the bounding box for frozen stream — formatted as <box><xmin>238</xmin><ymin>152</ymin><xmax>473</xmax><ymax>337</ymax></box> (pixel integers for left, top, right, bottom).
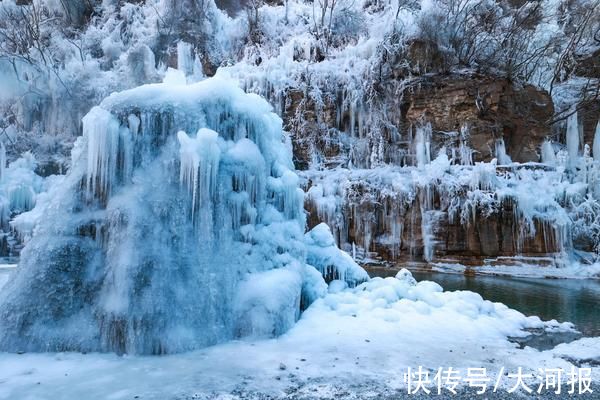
<box><xmin>369</xmin><ymin>267</ymin><xmax>600</xmax><ymax>337</ymax></box>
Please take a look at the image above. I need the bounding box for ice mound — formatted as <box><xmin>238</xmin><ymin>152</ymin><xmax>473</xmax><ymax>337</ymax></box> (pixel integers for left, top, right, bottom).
<box><xmin>305</xmin><ymin>223</ymin><xmax>369</xmax><ymax>287</ymax></box>
<box><xmin>0</xmin><ymin>77</ymin><xmax>325</xmax><ymax>354</ymax></box>
<box><xmin>312</xmin><ymin>269</ymin><xmax>565</xmax><ymax>334</ymax></box>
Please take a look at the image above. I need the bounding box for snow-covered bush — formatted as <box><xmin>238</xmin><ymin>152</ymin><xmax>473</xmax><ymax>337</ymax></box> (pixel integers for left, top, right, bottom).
<box><xmin>330</xmin><ymin>7</ymin><xmax>367</xmax><ymax>48</ymax></box>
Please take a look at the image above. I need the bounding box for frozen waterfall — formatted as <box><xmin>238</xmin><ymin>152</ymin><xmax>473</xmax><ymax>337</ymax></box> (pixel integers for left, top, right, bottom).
<box><xmin>0</xmin><ymin>78</ymin><xmax>334</xmax><ymax>355</ymax></box>
<box><xmin>566</xmin><ymin>112</ymin><xmax>580</xmax><ymax>170</ymax></box>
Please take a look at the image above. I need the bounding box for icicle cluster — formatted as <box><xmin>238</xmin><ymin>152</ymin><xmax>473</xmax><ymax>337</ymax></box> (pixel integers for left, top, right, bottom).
<box><xmin>0</xmin><ymin>77</ymin><xmax>328</xmax><ymax>355</ymax></box>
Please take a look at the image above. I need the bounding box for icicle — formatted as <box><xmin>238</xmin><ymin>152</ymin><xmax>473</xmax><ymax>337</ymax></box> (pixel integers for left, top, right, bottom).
<box><xmin>415</xmin><ymin>124</ymin><xmax>431</xmax><ymax>168</ymax></box>
<box><xmin>583</xmin><ymin>144</ymin><xmax>593</xmax><ymax>184</ymax></box>
<box><xmin>566</xmin><ymin>112</ymin><xmax>579</xmax><ymax>170</ymax></box>
<box><xmin>83</xmin><ymin>106</ymin><xmax>121</xmax><ymax>198</ymax></box>
<box><xmin>177</xmin><ymin>128</ymin><xmax>221</xmax><ymax>221</ymax></box>
<box><xmin>593</xmin><ymin>120</ymin><xmax>600</xmax><ymax>162</ymax></box>
<box><xmin>541</xmin><ymin>140</ymin><xmax>556</xmax><ymax>166</ymax></box>
<box><xmin>0</xmin><ymin>142</ymin><xmax>5</xmax><ymax>181</ymax></box>
<box><xmin>177</xmin><ymin>41</ymin><xmax>194</xmax><ymax>78</ymax></box>
<box><xmin>163</xmin><ymin>68</ymin><xmax>187</xmax><ymax>85</ymax></box>
<box><xmin>495</xmin><ymin>138</ymin><xmax>512</xmax><ymax>165</ymax></box>
<box><xmin>280</xmin><ymin>171</ymin><xmax>300</xmax><ymax>220</ymax></box>
<box><xmin>127</xmin><ymin>114</ymin><xmax>140</xmax><ymax>136</ymax></box>
<box><xmin>459</xmin><ymin>125</ymin><xmax>473</xmax><ymax>166</ymax></box>
<box><xmin>119</xmin><ymin>126</ymin><xmax>133</xmax><ymax>183</ymax></box>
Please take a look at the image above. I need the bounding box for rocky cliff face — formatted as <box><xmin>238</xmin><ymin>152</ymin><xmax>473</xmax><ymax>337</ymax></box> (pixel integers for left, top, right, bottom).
<box><xmin>285</xmin><ymin>72</ymin><xmax>554</xmax><ymax>172</ymax></box>
<box><xmin>403</xmin><ymin>74</ymin><xmax>554</xmax><ymax>164</ymax></box>
<box><xmin>303</xmin><ymin>162</ymin><xmax>572</xmax><ymax>268</ymax></box>
<box><xmin>281</xmin><ymin>71</ymin><xmax>597</xmax><ymax>268</ymax></box>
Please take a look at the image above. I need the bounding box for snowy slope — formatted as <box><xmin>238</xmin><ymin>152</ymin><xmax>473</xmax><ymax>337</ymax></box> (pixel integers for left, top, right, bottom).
<box><xmin>0</xmin><ymin>270</ymin><xmax>596</xmax><ymax>399</ymax></box>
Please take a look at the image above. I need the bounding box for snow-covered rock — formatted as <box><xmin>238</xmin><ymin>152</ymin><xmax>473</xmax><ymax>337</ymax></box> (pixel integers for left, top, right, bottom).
<box><xmin>305</xmin><ymin>223</ymin><xmax>369</xmax><ymax>287</ymax></box>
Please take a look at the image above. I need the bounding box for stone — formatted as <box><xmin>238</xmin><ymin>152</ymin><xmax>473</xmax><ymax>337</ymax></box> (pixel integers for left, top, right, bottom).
<box><xmin>403</xmin><ymin>73</ymin><xmax>554</xmax><ymax>163</ymax></box>
<box><xmin>285</xmin><ymin>72</ymin><xmax>554</xmax><ymax>169</ymax></box>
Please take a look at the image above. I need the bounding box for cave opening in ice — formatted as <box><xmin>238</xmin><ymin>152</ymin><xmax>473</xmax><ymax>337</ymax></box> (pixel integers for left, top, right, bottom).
<box><xmin>0</xmin><ymin>77</ymin><xmax>335</xmax><ymax>355</ymax></box>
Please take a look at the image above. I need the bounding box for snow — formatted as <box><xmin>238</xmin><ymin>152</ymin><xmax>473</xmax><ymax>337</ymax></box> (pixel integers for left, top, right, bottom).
<box><xmin>305</xmin><ymin>223</ymin><xmax>369</xmax><ymax>287</ymax></box>
<box><xmin>0</xmin><ymin>269</ymin><xmax>594</xmax><ymax>399</ymax></box>
<box><xmin>552</xmin><ymin>337</ymin><xmax>600</xmax><ymax>365</ymax></box>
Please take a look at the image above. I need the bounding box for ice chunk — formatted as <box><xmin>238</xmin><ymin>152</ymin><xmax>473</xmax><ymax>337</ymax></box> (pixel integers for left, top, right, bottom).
<box><xmin>305</xmin><ymin>223</ymin><xmax>369</xmax><ymax>287</ymax></box>
<box><xmin>234</xmin><ymin>266</ymin><xmax>303</xmax><ymax>339</ymax></box>
<box><xmin>395</xmin><ymin>268</ymin><xmax>417</xmax><ymax>286</ymax></box>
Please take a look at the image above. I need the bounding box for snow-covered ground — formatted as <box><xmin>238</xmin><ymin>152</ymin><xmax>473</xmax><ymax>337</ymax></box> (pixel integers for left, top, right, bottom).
<box><xmin>0</xmin><ymin>269</ymin><xmax>597</xmax><ymax>399</ymax></box>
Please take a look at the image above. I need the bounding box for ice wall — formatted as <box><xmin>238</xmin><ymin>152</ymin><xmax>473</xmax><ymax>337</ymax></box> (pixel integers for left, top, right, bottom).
<box><xmin>304</xmin><ymin>150</ymin><xmax>581</xmax><ymax>266</ymax></box>
<box><xmin>0</xmin><ymin>77</ymin><xmax>323</xmax><ymax>354</ymax></box>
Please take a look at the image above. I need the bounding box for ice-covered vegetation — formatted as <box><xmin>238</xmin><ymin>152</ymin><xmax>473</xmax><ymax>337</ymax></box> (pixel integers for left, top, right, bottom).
<box><xmin>0</xmin><ymin>0</ymin><xmax>597</xmax><ymax>158</ymax></box>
